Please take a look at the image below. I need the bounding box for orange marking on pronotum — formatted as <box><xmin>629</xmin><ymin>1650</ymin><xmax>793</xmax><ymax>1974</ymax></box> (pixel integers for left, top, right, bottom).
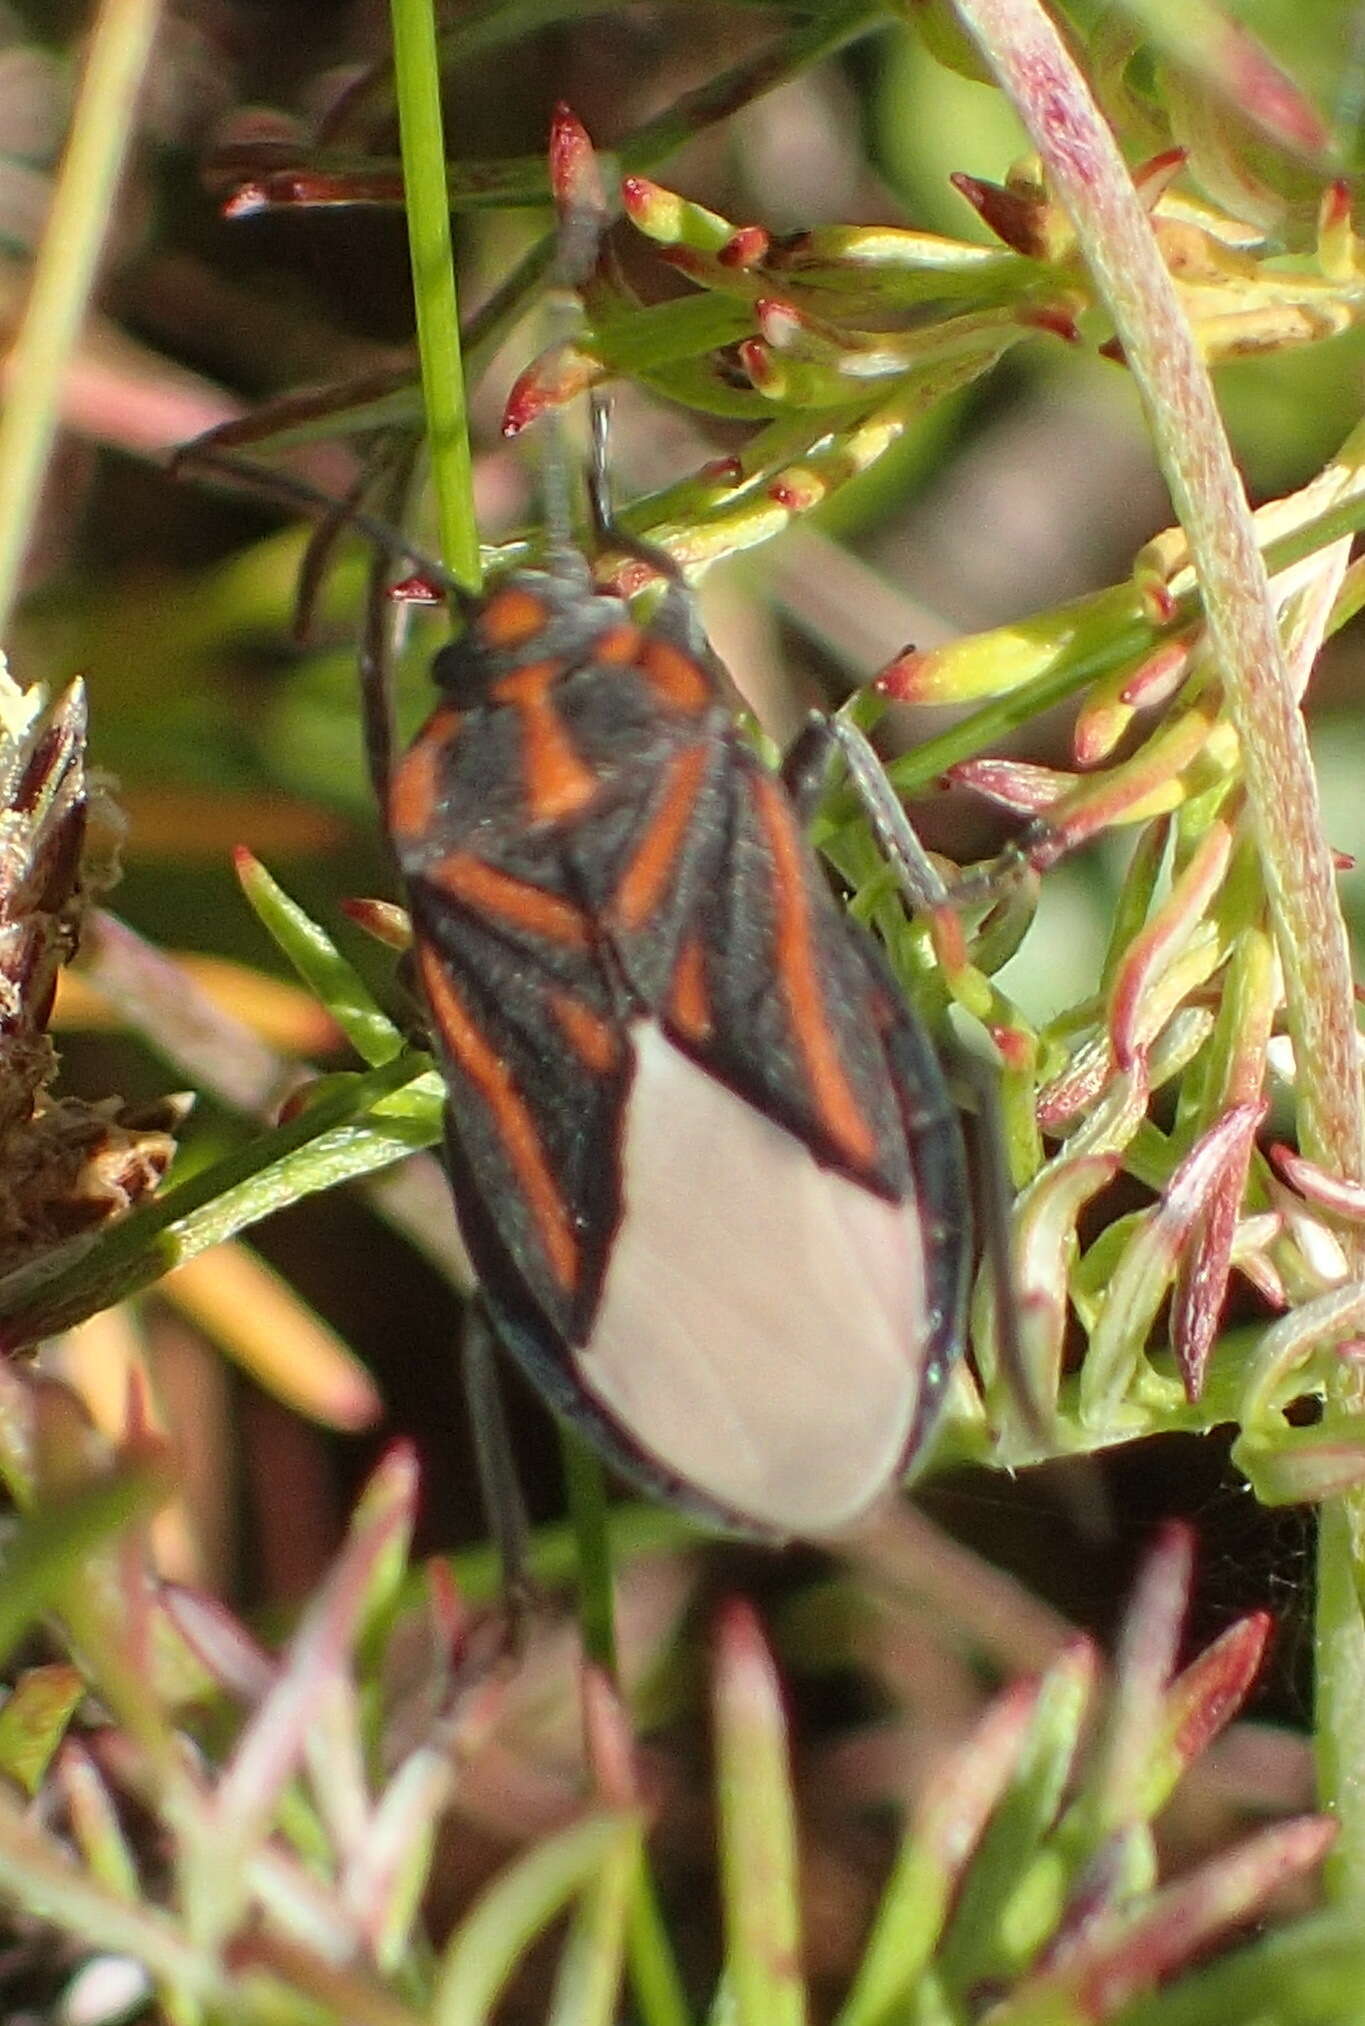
<box><xmin>639</xmin><ymin>637</ymin><xmax>711</xmax><ymax>713</ymax></box>
<box><xmin>751</xmin><ymin>775</ymin><xmax>878</xmax><ymax>1169</ymax></box>
<box><xmin>389</xmin><ymin>707</ymin><xmax>459</xmax><ymax>842</ymax></box>
<box><xmin>479</xmin><ymin>585</ymin><xmax>550</xmax><ymax>648</ymax></box>
<box><xmin>610</xmin><ymin>743</ymin><xmax>710</xmax><ymax>932</ymax></box>
<box><xmin>550</xmin><ymin>989</ymin><xmax>619</xmax><ymax>1072</ymax></box>
<box><xmin>669</xmin><ymin>936</ymin><xmax>712</xmax><ymax>1042</ymax></box>
<box><xmin>595</xmin><ymin>623</ymin><xmax>643</xmax><ymax>664</ymax></box>
<box><xmin>417</xmin><ymin>945</ymin><xmax>578</xmax><ymax>1291</ymax></box>
<box><xmin>491</xmin><ymin>659</ymin><xmax>598</xmax><ymax>821</ymax></box>
<box><xmin>427</xmin><ymin>851</ymin><xmax>591</xmax><ymax>946</ymax></box>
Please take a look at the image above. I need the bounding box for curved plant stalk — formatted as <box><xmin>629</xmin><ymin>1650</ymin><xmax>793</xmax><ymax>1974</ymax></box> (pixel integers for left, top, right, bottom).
<box><xmin>0</xmin><ymin>0</ymin><xmax>164</xmax><ymax>639</ymax></box>
<box><xmin>390</xmin><ymin>0</ymin><xmax>479</xmax><ymax>589</ymax></box>
<box><xmin>943</xmin><ymin>0</ymin><xmax>1365</xmax><ymax>1898</ymax></box>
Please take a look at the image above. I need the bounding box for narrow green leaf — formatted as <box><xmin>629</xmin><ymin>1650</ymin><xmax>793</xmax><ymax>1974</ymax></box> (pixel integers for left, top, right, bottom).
<box><xmin>548</xmin><ymin>1819</ymin><xmax>637</xmax><ymax>2026</ymax></box>
<box><xmin>0</xmin><ymin>1786</ymin><xmax>213</xmax><ymax>1999</ymax></box>
<box><xmin>0</xmin><ymin>1463</ymin><xmax>171</xmax><ymax>1671</ymax></box>
<box><xmin>236</xmin><ymin>850</ymin><xmax>404</xmax><ymax>1067</ymax></box>
<box><xmin>713</xmin><ymin>1602</ymin><xmax>807</xmax><ymax>2026</ymax></box>
<box><xmin>937</xmin><ymin>1641</ymin><xmax>1096</xmax><ymax>1994</ymax></box>
<box><xmin>434</xmin><ymin>1813</ymin><xmax>639</xmax><ymax>2026</ymax></box>
<box><xmin>61</xmin><ymin>1741</ymin><xmax>141</xmax><ymax>1901</ymax></box>
<box><xmin>390</xmin><ymin>0</ymin><xmax>479</xmax><ymax>589</ymax></box>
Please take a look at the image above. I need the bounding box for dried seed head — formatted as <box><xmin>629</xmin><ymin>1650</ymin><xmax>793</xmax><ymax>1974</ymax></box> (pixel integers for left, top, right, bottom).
<box><xmin>0</xmin><ymin>666</ymin><xmax>177</xmax><ymax>1278</ymax></box>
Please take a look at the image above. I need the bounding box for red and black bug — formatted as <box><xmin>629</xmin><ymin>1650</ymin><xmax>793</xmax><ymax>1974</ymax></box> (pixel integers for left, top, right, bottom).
<box><xmin>390</xmin><ymin>525</ymin><xmax>973</xmax><ymax>1537</ymax></box>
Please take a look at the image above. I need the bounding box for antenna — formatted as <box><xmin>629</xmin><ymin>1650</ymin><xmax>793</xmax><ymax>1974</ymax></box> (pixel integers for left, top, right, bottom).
<box><xmin>175</xmin><ymin>442</ymin><xmax>477</xmax><ymax>609</ymax></box>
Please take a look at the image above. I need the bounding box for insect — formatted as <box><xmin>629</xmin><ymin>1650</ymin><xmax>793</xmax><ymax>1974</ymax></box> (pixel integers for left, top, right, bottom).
<box><xmin>389</xmin><ymin>515</ymin><xmax>973</xmax><ymax>1538</ymax></box>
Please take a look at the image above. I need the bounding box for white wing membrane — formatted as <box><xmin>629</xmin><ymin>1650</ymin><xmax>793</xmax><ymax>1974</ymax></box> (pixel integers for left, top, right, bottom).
<box><xmin>575</xmin><ymin>1024</ymin><xmax>928</xmax><ymax>1534</ymax></box>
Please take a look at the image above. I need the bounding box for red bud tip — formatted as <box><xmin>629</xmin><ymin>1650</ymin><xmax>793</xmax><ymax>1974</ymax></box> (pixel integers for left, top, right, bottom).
<box><xmin>1321</xmin><ymin>179</ymin><xmax>1353</xmax><ymax>233</ymax></box>
<box><xmin>1335</xmin><ymin>848</ymin><xmax>1356</xmax><ymax>872</ymax></box>
<box><xmin>340</xmin><ymin>896</ymin><xmax>412</xmax><ymax>949</ymax></box>
<box><xmin>738</xmin><ymin>336</ymin><xmax>776</xmax><ymax>390</ymax></box>
<box><xmin>389</xmin><ymin>574</ymin><xmax>444</xmax><ymax>605</ymax></box>
<box><xmin>502</xmin><ymin>368</ymin><xmax>544</xmax><ymax>438</ymax></box>
<box><xmin>1019</xmin><ymin>303</ymin><xmax>1080</xmax><ymax>344</ymax></box>
<box><xmin>232</xmin><ymin>844</ymin><xmax>259</xmax><ymax>879</ymax></box>
<box><xmin>755</xmin><ymin>298</ymin><xmax>805</xmax><ymax>345</ymax></box>
<box><xmin>1138</xmin><ymin>578</ymin><xmax>1177</xmax><ymax>626</ymax></box>
<box><xmin>991</xmin><ymin>1025</ymin><xmax>1033</xmax><ymax>1072</ymax></box>
<box><xmin>768</xmin><ymin>473</ymin><xmax>825</xmax><ymax>512</ymax></box>
<box><xmin>549</xmin><ymin>103</ymin><xmax>601</xmax><ymax>214</ymax></box>
<box><xmin>950</xmin><ymin>171</ymin><xmax>1050</xmax><ymax>256</ymax></box>
<box><xmin>700</xmin><ymin>455</ymin><xmax>744</xmax><ymax>486</ymax></box>
<box><xmin>947</xmin><ymin>758</ymin><xmax>1071</xmax><ymax>814</ymax></box>
<box><xmin>620</xmin><ymin>174</ymin><xmax>654</xmax><ymax>219</ymax></box>
<box><xmin>1120</xmin><ymin>638</ymin><xmax>1192</xmax><ymax>708</ymax></box>
<box><xmin>1133</xmin><ymin>146</ymin><xmax>1188</xmax><ymax>209</ymax></box>
<box><xmin>874</xmin><ymin>650</ymin><xmax>927</xmax><ymax>702</ymax></box>
<box><xmin>713</xmin><ymin>1593</ymin><xmax>776</xmax><ymax>1685</ymax></box>
<box><xmin>719</xmin><ymin>224</ymin><xmax>769</xmax><ymax>269</ymax></box>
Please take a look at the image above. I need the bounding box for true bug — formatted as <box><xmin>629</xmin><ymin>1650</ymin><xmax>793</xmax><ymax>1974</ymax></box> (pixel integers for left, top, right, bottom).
<box><xmin>389</xmin><ymin>407</ymin><xmax>973</xmax><ymax>1536</ymax></box>
<box><xmin>190</xmin><ymin>109</ymin><xmax>975</xmax><ymax>1542</ymax></box>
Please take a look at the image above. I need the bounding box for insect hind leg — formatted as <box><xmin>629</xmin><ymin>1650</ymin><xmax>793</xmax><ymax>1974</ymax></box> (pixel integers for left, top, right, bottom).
<box><xmin>875</xmin><ymin>970</ymin><xmax>973</xmax><ymax>1450</ymax></box>
<box><xmin>463</xmin><ymin>1296</ymin><xmax>537</xmax><ymax>1625</ymax></box>
<box><xmin>800</xmin><ymin>713</ymin><xmax>1046</xmax><ymax>1448</ymax></box>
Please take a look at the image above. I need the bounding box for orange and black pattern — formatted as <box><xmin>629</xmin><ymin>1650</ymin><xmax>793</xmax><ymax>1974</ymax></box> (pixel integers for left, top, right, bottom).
<box><xmin>393</xmin><ymin>551</ymin><xmax>970</xmax><ymax>1500</ymax></box>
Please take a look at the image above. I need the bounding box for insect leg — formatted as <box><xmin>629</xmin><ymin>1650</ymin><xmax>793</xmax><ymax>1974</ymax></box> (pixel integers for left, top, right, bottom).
<box><xmin>801</xmin><ymin>715</ymin><xmax>1046</xmax><ymax>1445</ymax></box>
<box><xmin>463</xmin><ymin>1295</ymin><xmax>535</xmax><ymax>1617</ymax></box>
<box><xmin>785</xmin><ymin>714</ymin><xmax>956</xmax><ymax>910</ymax></box>
<box><xmin>874</xmin><ymin>965</ymin><xmax>973</xmax><ymax>1447</ymax></box>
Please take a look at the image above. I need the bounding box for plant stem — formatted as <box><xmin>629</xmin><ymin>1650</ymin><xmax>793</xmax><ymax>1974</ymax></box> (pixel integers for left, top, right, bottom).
<box><xmin>389</xmin><ymin>0</ymin><xmax>480</xmax><ymax>590</ymax></box>
<box><xmin>0</xmin><ymin>0</ymin><xmax>163</xmax><ymax>639</ymax></box>
<box><xmin>626</xmin><ymin>1872</ymin><xmax>694</xmax><ymax>2026</ymax></box>
<box><xmin>945</xmin><ymin>0</ymin><xmax>1365</xmax><ymax>1898</ymax></box>
<box><xmin>561</xmin><ymin>1425</ymin><xmax>618</xmax><ymax>1678</ymax></box>
<box><xmin>560</xmin><ymin>1433</ymin><xmax>695</xmax><ymax>2026</ymax></box>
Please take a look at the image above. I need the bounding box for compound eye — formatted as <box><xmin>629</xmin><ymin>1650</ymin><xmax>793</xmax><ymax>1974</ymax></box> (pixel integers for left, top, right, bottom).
<box><xmin>430</xmin><ymin>639</ymin><xmax>492</xmax><ymax>709</ymax></box>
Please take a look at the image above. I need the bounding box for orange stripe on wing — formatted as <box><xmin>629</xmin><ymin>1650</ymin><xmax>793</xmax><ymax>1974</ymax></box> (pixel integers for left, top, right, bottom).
<box><xmin>669</xmin><ymin>936</ymin><xmax>712</xmax><ymax>1043</ymax></box>
<box><xmin>417</xmin><ymin>945</ymin><xmax>579</xmax><ymax>1292</ymax></box>
<box><xmin>427</xmin><ymin>851</ymin><xmax>591</xmax><ymax>946</ymax></box>
<box><xmin>389</xmin><ymin>706</ymin><xmax>459</xmax><ymax>843</ymax></box>
<box><xmin>609</xmin><ymin>742</ymin><xmax>710</xmax><ymax>933</ymax></box>
<box><xmin>491</xmin><ymin>660</ymin><xmax>598</xmax><ymax>822</ymax></box>
<box><xmin>751</xmin><ymin>774</ymin><xmax>878</xmax><ymax>1170</ymax></box>
<box><xmin>550</xmin><ymin>988</ymin><xmax>620</xmax><ymax>1072</ymax></box>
